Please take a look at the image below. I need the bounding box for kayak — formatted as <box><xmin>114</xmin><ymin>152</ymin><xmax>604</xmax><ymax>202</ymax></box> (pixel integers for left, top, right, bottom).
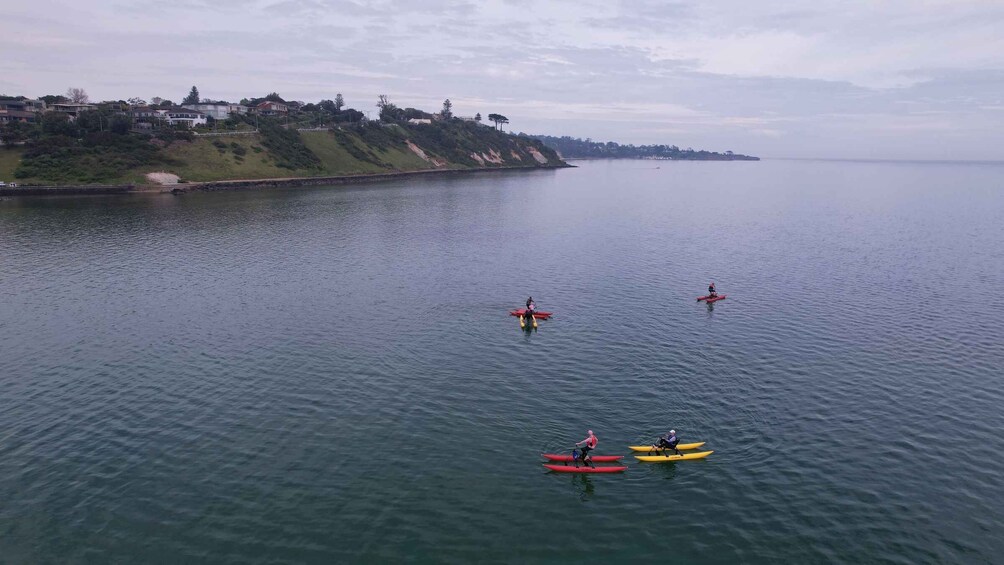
<box><xmin>628</xmin><ymin>442</ymin><xmax>705</xmax><ymax>452</ymax></box>
<box><xmin>697</xmin><ymin>295</ymin><xmax>727</xmax><ymax>303</ymax></box>
<box><xmin>510</xmin><ymin>309</ymin><xmax>553</xmax><ymax>319</ymax></box>
<box><xmin>543</xmin><ymin>464</ymin><xmax>627</xmax><ymax>473</ymax></box>
<box><xmin>542</xmin><ymin>454</ymin><xmax>623</xmax><ymax>462</ymax></box>
<box><xmin>635</xmin><ymin>451</ymin><xmax>714</xmax><ymax>462</ymax></box>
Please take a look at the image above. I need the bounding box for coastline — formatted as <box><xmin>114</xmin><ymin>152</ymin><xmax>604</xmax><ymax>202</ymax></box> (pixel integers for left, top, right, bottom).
<box><xmin>0</xmin><ymin>163</ymin><xmax>572</xmax><ymax>197</ymax></box>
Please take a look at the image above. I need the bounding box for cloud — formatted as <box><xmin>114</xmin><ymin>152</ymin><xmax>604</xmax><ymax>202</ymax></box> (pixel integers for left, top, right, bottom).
<box><xmin>3</xmin><ymin>0</ymin><xmax>1004</xmax><ymax>159</ymax></box>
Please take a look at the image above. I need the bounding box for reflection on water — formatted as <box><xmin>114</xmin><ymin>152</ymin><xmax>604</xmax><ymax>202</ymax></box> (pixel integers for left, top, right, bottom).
<box><xmin>2</xmin><ymin>160</ymin><xmax>1003</xmax><ymax>563</ymax></box>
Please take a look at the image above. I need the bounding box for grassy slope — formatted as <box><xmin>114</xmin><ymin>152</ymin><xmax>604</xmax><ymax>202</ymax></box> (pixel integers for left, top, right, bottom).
<box><xmin>307</xmin><ymin>129</ymin><xmax>434</xmax><ymax>174</ymax></box>
<box><xmin>12</xmin><ymin>122</ymin><xmax>563</xmax><ymax>185</ymax></box>
<box><xmin>155</xmin><ymin>136</ymin><xmax>291</xmax><ymax>182</ymax></box>
<box><xmin>301</xmin><ymin>131</ymin><xmax>389</xmax><ymax>175</ymax></box>
<box><xmin>146</xmin><ymin>131</ymin><xmax>435</xmax><ymax>182</ymax></box>
<box><xmin>0</xmin><ymin>147</ymin><xmax>25</xmax><ymax>181</ymax></box>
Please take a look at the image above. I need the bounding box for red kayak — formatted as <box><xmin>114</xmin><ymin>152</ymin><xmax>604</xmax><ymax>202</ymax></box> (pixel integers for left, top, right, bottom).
<box><xmin>541</xmin><ymin>454</ymin><xmax>623</xmax><ymax>463</ymax></box>
<box><xmin>543</xmin><ymin>464</ymin><xmax>627</xmax><ymax>473</ymax></box>
<box><xmin>697</xmin><ymin>294</ymin><xmax>727</xmax><ymax>303</ymax></box>
<box><xmin>510</xmin><ymin>309</ymin><xmax>553</xmax><ymax>319</ymax></box>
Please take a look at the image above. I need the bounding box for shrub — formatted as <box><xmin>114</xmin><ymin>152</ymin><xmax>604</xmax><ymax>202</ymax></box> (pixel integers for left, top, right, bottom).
<box><xmin>256</xmin><ymin>119</ymin><xmax>321</xmax><ymax>170</ymax></box>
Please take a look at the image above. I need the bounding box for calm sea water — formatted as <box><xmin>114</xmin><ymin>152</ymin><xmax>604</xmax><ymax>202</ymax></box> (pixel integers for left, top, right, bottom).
<box><xmin>1</xmin><ymin>159</ymin><xmax>1003</xmax><ymax>564</ymax></box>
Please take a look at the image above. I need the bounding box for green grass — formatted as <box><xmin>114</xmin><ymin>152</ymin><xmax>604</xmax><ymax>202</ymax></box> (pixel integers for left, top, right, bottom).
<box><xmin>154</xmin><ymin>131</ymin><xmax>438</xmax><ymax>183</ymax></box>
<box><xmin>0</xmin><ymin>147</ymin><xmax>25</xmax><ymax>182</ymax></box>
<box><xmin>8</xmin><ymin>122</ymin><xmax>562</xmax><ymax>186</ymax></box>
<box><xmin>300</xmin><ymin>131</ymin><xmax>385</xmax><ymax>175</ymax></box>
<box><xmin>300</xmin><ymin>130</ymin><xmax>433</xmax><ymax>175</ymax></box>
<box><xmin>155</xmin><ymin>135</ymin><xmax>293</xmax><ymax>182</ymax></box>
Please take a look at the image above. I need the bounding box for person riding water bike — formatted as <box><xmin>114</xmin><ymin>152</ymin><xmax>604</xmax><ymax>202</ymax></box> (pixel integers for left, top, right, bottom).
<box><xmin>524</xmin><ymin>297</ymin><xmax>537</xmax><ymax>324</ymax></box>
<box><xmin>708</xmin><ymin>282</ymin><xmax>717</xmax><ymax>298</ymax></box>
<box><xmin>653</xmin><ymin>430</ymin><xmax>683</xmax><ymax>456</ymax></box>
<box><xmin>573</xmin><ymin>430</ymin><xmax>598</xmax><ymax>466</ymax></box>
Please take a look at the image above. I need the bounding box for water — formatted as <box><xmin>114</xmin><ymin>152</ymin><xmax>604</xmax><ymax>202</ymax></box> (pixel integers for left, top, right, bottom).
<box><xmin>1</xmin><ymin>159</ymin><xmax>1003</xmax><ymax>564</ymax></box>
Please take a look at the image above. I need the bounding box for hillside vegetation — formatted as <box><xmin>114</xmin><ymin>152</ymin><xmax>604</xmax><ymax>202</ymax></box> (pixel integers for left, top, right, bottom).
<box><xmin>0</xmin><ymin>147</ymin><xmax>23</xmax><ymax>181</ymax></box>
<box><xmin>8</xmin><ymin>118</ymin><xmax>566</xmax><ymax>186</ymax></box>
<box><xmin>531</xmin><ymin>134</ymin><xmax>758</xmax><ymax>161</ymax></box>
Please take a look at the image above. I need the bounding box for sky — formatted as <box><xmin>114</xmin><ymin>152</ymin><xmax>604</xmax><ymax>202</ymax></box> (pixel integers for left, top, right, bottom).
<box><xmin>3</xmin><ymin>0</ymin><xmax>1003</xmax><ymax>160</ymax></box>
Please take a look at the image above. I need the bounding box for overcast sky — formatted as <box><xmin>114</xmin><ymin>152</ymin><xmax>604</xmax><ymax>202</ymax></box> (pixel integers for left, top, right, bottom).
<box><xmin>3</xmin><ymin>0</ymin><xmax>1003</xmax><ymax>160</ymax></box>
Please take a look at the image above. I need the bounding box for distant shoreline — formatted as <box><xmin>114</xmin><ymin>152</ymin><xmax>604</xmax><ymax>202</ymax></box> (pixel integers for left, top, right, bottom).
<box><xmin>768</xmin><ymin>156</ymin><xmax>1004</xmax><ymax>166</ymax></box>
<box><xmin>0</xmin><ymin>164</ymin><xmax>572</xmax><ymax>197</ymax></box>
<box><xmin>562</xmin><ymin>156</ymin><xmax>760</xmax><ymax>162</ymax></box>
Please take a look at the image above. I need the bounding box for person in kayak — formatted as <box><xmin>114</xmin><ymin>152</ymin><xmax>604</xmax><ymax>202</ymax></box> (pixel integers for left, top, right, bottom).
<box><xmin>575</xmin><ymin>430</ymin><xmax>598</xmax><ymax>466</ymax></box>
<box><xmin>653</xmin><ymin>430</ymin><xmax>683</xmax><ymax>456</ymax></box>
<box><xmin>708</xmin><ymin>282</ymin><xmax>717</xmax><ymax>298</ymax></box>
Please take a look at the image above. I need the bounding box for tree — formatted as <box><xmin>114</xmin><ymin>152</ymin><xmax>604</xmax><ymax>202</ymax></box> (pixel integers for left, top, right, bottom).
<box><xmin>66</xmin><ymin>87</ymin><xmax>89</xmax><ymax>103</ymax></box>
<box><xmin>41</xmin><ymin>112</ymin><xmax>77</xmax><ymax>137</ymax></box>
<box><xmin>336</xmin><ymin>108</ymin><xmax>364</xmax><ymax>123</ymax></box>
<box><xmin>334</xmin><ymin>93</ymin><xmax>344</xmax><ymax>112</ymax></box>
<box><xmin>109</xmin><ymin>115</ymin><xmax>132</xmax><ymax>135</ymax></box>
<box><xmin>474</xmin><ymin>112</ymin><xmax>481</xmax><ymax>122</ymax></box>
<box><xmin>127</xmin><ymin>97</ymin><xmax>147</xmax><ymax>106</ymax></box>
<box><xmin>1</xmin><ymin>121</ymin><xmax>32</xmax><ymax>146</ymax></box>
<box><xmin>151</xmin><ymin>97</ymin><xmax>163</xmax><ymax>105</ymax></box>
<box><xmin>376</xmin><ymin>94</ymin><xmax>402</xmax><ymax>122</ymax></box>
<box><xmin>441</xmin><ymin>98</ymin><xmax>453</xmax><ymax>119</ymax></box>
<box><xmin>403</xmin><ymin>108</ymin><xmax>432</xmax><ymax>120</ymax></box>
<box><xmin>183</xmin><ymin>86</ymin><xmax>200</xmax><ymax>105</ymax></box>
<box><xmin>75</xmin><ymin>110</ymin><xmax>107</xmax><ymax>134</ymax></box>
<box><xmin>487</xmin><ymin>113</ymin><xmax>509</xmax><ymax>130</ymax></box>
<box><xmin>264</xmin><ymin>92</ymin><xmax>285</xmax><ymax>102</ymax></box>
<box><xmin>39</xmin><ymin>94</ymin><xmax>67</xmax><ymax>105</ymax></box>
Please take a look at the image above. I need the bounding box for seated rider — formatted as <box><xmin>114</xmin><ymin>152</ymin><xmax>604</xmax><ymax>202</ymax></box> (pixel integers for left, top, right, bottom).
<box><xmin>708</xmin><ymin>282</ymin><xmax>717</xmax><ymax>298</ymax></box>
<box><xmin>653</xmin><ymin>430</ymin><xmax>683</xmax><ymax>456</ymax></box>
<box><xmin>575</xmin><ymin>430</ymin><xmax>598</xmax><ymax>466</ymax></box>
<box><xmin>525</xmin><ymin>297</ymin><xmax>536</xmax><ymax>321</ymax></box>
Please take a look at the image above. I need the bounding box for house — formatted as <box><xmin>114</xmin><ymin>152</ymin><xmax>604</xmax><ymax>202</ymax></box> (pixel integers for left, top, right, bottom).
<box><xmin>255</xmin><ymin>101</ymin><xmax>288</xmax><ymax>116</ymax></box>
<box><xmin>0</xmin><ymin>109</ymin><xmax>38</xmax><ymax>123</ymax></box>
<box><xmin>181</xmin><ymin>102</ymin><xmax>248</xmax><ymax>120</ymax></box>
<box><xmin>129</xmin><ymin>106</ymin><xmax>161</xmax><ymax>121</ymax></box>
<box><xmin>49</xmin><ymin>103</ymin><xmax>99</xmax><ymax>118</ymax></box>
<box><xmin>97</xmin><ymin>101</ymin><xmax>129</xmax><ymax>113</ymax></box>
<box><xmin>407</xmin><ymin>118</ymin><xmax>432</xmax><ymax>125</ymax></box>
<box><xmin>161</xmin><ymin>108</ymin><xmax>207</xmax><ymax>128</ymax></box>
<box><xmin>0</xmin><ymin>99</ymin><xmax>47</xmax><ymax>114</ymax></box>
<box><xmin>0</xmin><ymin>99</ymin><xmax>45</xmax><ymax>122</ymax></box>
<box><xmin>127</xmin><ymin>106</ymin><xmax>207</xmax><ymax>127</ymax></box>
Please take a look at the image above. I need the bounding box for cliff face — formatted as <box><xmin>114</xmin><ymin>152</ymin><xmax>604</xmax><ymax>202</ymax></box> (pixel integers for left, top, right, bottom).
<box><xmin>9</xmin><ymin>120</ymin><xmax>568</xmax><ymax>186</ymax></box>
<box><xmin>307</xmin><ymin>120</ymin><xmax>567</xmax><ymax>175</ymax></box>
<box><xmin>153</xmin><ymin>121</ymin><xmax>567</xmax><ymax>184</ymax></box>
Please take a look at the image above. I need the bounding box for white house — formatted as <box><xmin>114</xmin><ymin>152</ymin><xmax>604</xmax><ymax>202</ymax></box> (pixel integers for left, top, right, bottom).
<box><xmin>161</xmin><ymin>108</ymin><xmax>207</xmax><ymax>128</ymax></box>
<box><xmin>181</xmin><ymin>102</ymin><xmax>248</xmax><ymax>120</ymax></box>
<box><xmin>407</xmin><ymin>118</ymin><xmax>432</xmax><ymax>125</ymax></box>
